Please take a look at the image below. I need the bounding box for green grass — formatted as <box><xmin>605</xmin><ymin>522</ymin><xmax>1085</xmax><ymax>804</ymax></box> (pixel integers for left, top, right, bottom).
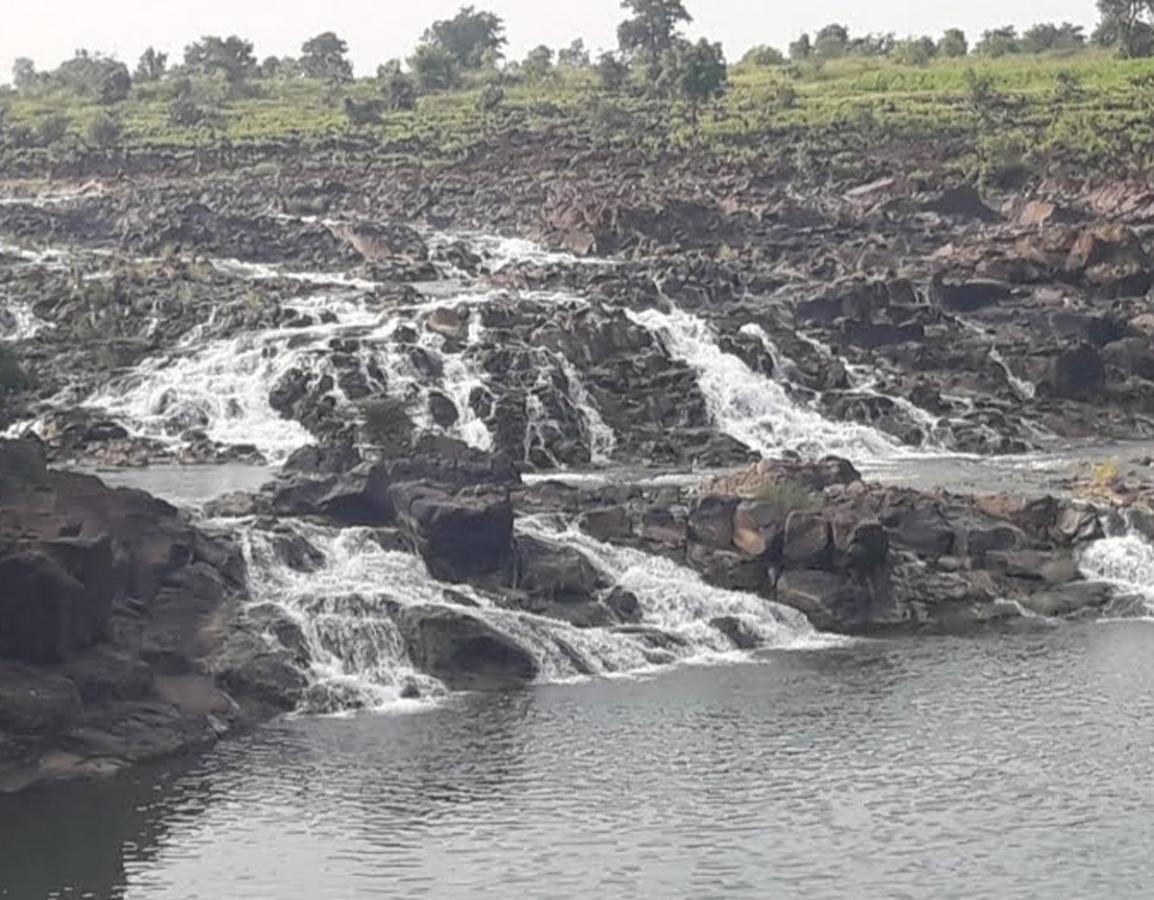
<box><xmin>5</xmin><ymin>50</ymin><xmax>1154</xmax><ymax>177</ymax></box>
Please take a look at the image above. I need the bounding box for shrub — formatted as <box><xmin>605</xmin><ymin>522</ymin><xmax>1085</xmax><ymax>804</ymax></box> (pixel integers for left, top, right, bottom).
<box><xmin>595</xmin><ymin>52</ymin><xmax>629</xmax><ymax>92</ymax></box>
<box><xmin>343</xmin><ymin>97</ymin><xmax>385</xmax><ymax>127</ymax></box>
<box><xmin>750</xmin><ymin>480</ymin><xmax>820</xmax><ymax>512</ymax></box>
<box><xmin>86</xmin><ymin>112</ymin><xmax>123</xmax><ymax>148</ymax></box>
<box><xmin>478</xmin><ymin>83</ymin><xmax>505</xmax><ymax>113</ymax></box>
<box><xmin>36</xmin><ymin>114</ymin><xmax>72</xmax><ymax>146</ymax></box>
<box><xmin>379</xmin><ymin>67</ymin><xmax>418</xmax><ymax>111</ymax></box>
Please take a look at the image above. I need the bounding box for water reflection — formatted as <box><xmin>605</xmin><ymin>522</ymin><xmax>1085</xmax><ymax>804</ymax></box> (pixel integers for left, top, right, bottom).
<box><xmin>3</xmin><ymin>626</ymin><xmax>1154</xmax><ymax>899</ymax></box>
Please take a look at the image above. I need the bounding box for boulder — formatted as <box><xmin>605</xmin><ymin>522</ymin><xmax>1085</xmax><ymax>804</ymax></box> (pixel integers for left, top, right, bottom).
<box><xmin>0</xmin><ymin>538</ymin><xmax>115</xmax><ymax>664</ymax></box>
<box><xmin>396</xmin><ymin>605</ymin><xmax>539</xmax><ymax>690</ymax></box>
<box><xmin>513</xmin><ymin>536</ymin><xmax>604</xmax><ymax>604</ymax></box>
<box><xmin>391</xmin><ymin>485</ymin><xmax>514</xmax><ymax>582</ymax></box>
<box><xmin>710</xmin><ymin>616</ymin><xmax>762</xmax><ymax>650</ymax></box>
<box><xmin>688</xmin><ymin>495</ymin><xmax>738</xmax><ymax>549</ymax></box>
<box><xmin>1064</xmin><ymin>224</ymin><xmax>1152</xmax><ymax>296</ymax></box>
<box><xmin>1047</xmin><ymin>345</ymin><xmax>1105</xmax><ymax>399</ymax></box>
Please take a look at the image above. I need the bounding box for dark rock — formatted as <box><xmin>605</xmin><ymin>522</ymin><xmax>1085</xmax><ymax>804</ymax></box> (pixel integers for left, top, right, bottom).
<box><xmin>0</xmin><ymin>538</ymin><xmax>115</xmax><ymax>664</ymax></box>
<box><xmin>391</xmin><ymin>485</ymin><xmax>513</xmax><ymax>582</ymax></box>
<box><xmin>710</xmin><ymin>616</ymin><xmax>762</xmax><ymax>650</ymax></box>
<box><xmin>1047</xmin><ymin>345</ymin><xmax>1105</xmax><ymax>399</ymax></box>
<box><xmin>396</xmin><ymin>605</ymin><xmax>539</xmax><ymax>690</ymax></box>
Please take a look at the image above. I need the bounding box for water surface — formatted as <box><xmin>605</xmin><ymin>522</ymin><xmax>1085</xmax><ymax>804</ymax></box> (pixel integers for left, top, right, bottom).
<box><xmin>4</xmin><ymin>624</ymin><xmax>1154</xmax><ymax>899</ymax></box>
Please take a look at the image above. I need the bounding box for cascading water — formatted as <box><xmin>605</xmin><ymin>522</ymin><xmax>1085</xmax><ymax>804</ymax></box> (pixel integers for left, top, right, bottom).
<box><xmin>518</xmin><ymin>517</ymin><xmax>826</xmax><ymax>652</ymax></box>
<box><xmin>628</xmin><ymin>307</ymin><xmax>904</xmax><ymax>461</ymax></box>
<box><xmin>232</xmin><ymin>512</ymin><xmax>826</xmax><ymax>714</ymax></box>
<box><xmin>741</xmin><ymin>321</ymin><xmax>944</xmax><ymax>443</ymax></box>
<box><xmin>0</xmin><ymin>302</ymin><xmax>45</xmax><ymax>341</ymax></box>
<box><xmin>1078</xmin><ymin>528</ymin><xmax>1154</xmax><ymax>614</ymax></box>
<box><xmin>85</xmin><ymin>321</ymin><xmax>322</xmax><ymax>463</ymax></box>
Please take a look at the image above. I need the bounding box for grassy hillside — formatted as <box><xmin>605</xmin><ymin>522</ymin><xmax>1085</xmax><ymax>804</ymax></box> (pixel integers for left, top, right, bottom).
<box><xmin>4</xmin><ymin>50</ymin><xmax>1154</xmax><ymax>181</ymax></box>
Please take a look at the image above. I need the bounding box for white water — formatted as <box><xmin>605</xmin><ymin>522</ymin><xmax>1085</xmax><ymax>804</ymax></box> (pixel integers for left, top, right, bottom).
<box><xmin>0</xmin><ymin>302</ymin><xmax>46</xmax><ymax>341</ymax></box>
<box><xmin>629</xmin><ymin>307</ymin><xmax>904</xmax><ymax>462</ymax></box>
<box><xmin>1079</xmin><ymin>530</ymin><xmax>1154</xmax><ymax>612</ymax></box>
<box><xmin>232</xmin><ymin>512</ymin><xmax>824</xmax><ymax>714</ymax></box>
<box><xmin>521</xmin><ymin>517</ymin><xmax>827</xmax><ymax>652</ymax></box>
<box><xmin>85</xmin><ymin>325</ymin><xmax>320</xmax><ymax>463</ymax></box>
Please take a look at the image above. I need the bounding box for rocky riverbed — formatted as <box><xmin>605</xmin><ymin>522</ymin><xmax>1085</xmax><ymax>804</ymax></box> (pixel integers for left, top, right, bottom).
<box><xmin>5</xmin><ymin>144</ymin><xmax>1154</xmax><ymax>791</ymax></box>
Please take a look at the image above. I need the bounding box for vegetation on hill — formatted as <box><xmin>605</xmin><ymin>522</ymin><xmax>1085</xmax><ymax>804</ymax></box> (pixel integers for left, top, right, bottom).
<box><xmin>3</xmin><ymin>1</ymin><xmax>1154</xmax><ymax>183</ymax></box>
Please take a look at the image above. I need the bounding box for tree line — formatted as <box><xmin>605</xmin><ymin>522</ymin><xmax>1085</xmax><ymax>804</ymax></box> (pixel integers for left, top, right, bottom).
<box><xmin>3</xmin><ymin>0</ymin><xmax>1152</xmax><ymax>143</ymax></box>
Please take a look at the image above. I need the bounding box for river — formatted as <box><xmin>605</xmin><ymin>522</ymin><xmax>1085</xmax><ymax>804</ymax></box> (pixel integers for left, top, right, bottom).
<box><xmin>6</xmin><ymin>214</ymin><xmax>1154</xmax><ymax>898</ymax></box>
<box><xmin>3</xmin><ymin>623</ymin><xmax>1154</xmax><ymax>899</ymax></box>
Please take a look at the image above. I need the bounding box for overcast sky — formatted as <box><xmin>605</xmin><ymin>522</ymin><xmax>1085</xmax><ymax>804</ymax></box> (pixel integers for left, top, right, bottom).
<box><xmin>2</xmin><ymin>0</ymin><xmax>1096</xmax><ymax>83</ymax></box>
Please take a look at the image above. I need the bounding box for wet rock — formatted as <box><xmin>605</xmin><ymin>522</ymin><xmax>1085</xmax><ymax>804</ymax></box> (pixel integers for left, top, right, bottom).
<box><xmin>774</xmin><ymin>570</ymin><xmax>874</xmax><ymax>631</ymax></box>
<box><xmin>0</xmin><ymin>538</ymin><xmax>115</xmax><ymax>664</ymax></box>
<box><xmin>331</xmin><ymin>222</ymin><xmax>429</xmax><ymax>264</ymax></box>
<box><xmin>391</xmin><ymin>485</ymin><xmax>514</xmax><ymax>583</ymax></box>
<box><xmin>1017</xmin><ymin>581</ymin><xmax>1114</xmax><ymax>618</ymax></box>
<box><xmin>428</xmin><ymin>392</ymin><xmax>460</xmax><ymax>428</ymax></box>
<box><xmin>688</xmin><ymin>495</ymin><xmax>738</xmax><ymax>549</ymax></box>
<box><xmin>603</xmin><ymin>587</ymin><xmax>642</xmax><ymax>624</ymax></box>
<box><xmin>782</xmin><ymin>511</ymin><xmax>833</xmax><ymax>569</ymax></box>
<box><xmin>929</xmin><ymin>277</ymin><xmax>1014</xmax><ymax>313</ymax></box>
<box><xmin>396</xmin><ymin>605</ymin><xmax>539</xmax><ymax>690</ymax></box>
<box><xmin>579</xmin><ymin>506</ymin><xmax>633</xmax><ymax>543</ymax></box>
<box><xmin>710</xmin><ymin>615</ymin><xmax>762</xmax><ymax>650</ymax></box>
<box><xmin>513</xmin><ymin>536</ymin><xmax>604</xmax><ymax>604</ymax></box>
<box><xmin>1046</xmin><ymin>345</ymin><xmax>1106</xmax><ymax>400</ymax></box>
<box><xmin>0</xmin><ymin>662</ymin><xmax>80</xmax><ymax>734</ymax></box>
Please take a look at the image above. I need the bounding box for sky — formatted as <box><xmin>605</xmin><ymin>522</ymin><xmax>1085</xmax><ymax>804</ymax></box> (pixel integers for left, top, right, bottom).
<box><xmin>1</xmin><ymin>0</ymin><xmax>1097</xmax><ymax>84</ymax></box>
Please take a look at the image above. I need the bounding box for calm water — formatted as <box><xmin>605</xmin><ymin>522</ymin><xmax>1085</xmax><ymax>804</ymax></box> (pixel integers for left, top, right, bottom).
<box><xmin>4</xmin><ymin>623</ymin><xmax>1154</xmax><ymax>900</ymax></box>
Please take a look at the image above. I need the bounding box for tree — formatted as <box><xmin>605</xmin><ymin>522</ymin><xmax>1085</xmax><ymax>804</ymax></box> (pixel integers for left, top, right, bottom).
<box><xmin>938</xmin><ymin>29</ymin><xmax>969</xmax><ymax>58</ymax></box>
<box><xmin>301</xmin><ymin>32</ymin><xmax>353</xmax><ymax>82</ymax></box>
<box><xmin>1094</xmin><ymin>0</ymin><xmax>1154</xmax><ymax>56</ymax></box>
<box><xmin>96</xmin><ymin>63</ymin><xmax>132</xmax><ymax>103</ymax></box>
<box><xmin>135</xmin><ymin>48</ymin><xmax>168</xmax><ymax>82</ymax></box>
<box><xmin>479</xmin><ymin>83</ymin><xmax>505</xmax><ymax>114</ymax></box>
<box><xmin>617</xmin><ymin>0</ymin><xmax>693</xmax><ymax>62</ymax></box>
<box><xmin>378</xmin><ymin>65</ymin><xmax>418</xmax><ymax>110</ymax></box>
<box><xmin>522</xmin><ymin>45</ymin><xmax>555</xmax><ymax>81</ymax></box>
<box><xmin>50</xmin><ymin>52</ymin><xmax>131</xmax><ymax>103</ymax></box>
<box><xmin>890</xmin><ymin>36</ymin><xmax>937</xmax><ymax>66</ymax></box>
<box><xmin>13</xmin><ymin>59</ymin><xmax>43</xmax><ymax>95</ymax></box>
<box><xmin>184</xmin><ymin>36</ymin><xmax>257</xmax><ymax>84</ymax></box>
<box><xmin>672</xmin><ymin>38</ymin><xmax>727</xmax><ymax>118</ymax></box>
<box><xmin>741</xmin><ymin>45</ymin><xmax>786</xmax><ymax>67</ymax></box>
<box><xmin>974</xmin><ymin>27</ymin><xmax>1021</xmax><ymax>57</ymax></box>
<box><xmin>789</xmin><ymin>34</ymin><xmax>812</xmax><ymax>61</ymax></box>
<box><xmin>409</xmin><ymin>44</ymin><xmax>460</xmax><ymax>91</ymax></box>
<box><xmin>422</xmin><ymin>6</ymin><xmax>506</xmax><ymax>69</ymax></box>
<box><xmin>814</xmin><ymin>24</ymin><xmax>850</xmax><ymax>58</ymax></box>
<box><xmin>1022</xmin><ymin>22</ymin><xmax>1086</xmax><ymax>53</ymax></box>
<box><xmin>558</xmin><ymin>39</ymin><xmax>591</xmax><ymax>69</ymax></box>
<box><xmin>848</xmin><ymin>33</ymin><xmax>895</xmax><ymax>56</ymax></box>
<box><xmin>595</xmin><ymin>52</ymin><xmax>629</xmax><ymax>92</ymax></box>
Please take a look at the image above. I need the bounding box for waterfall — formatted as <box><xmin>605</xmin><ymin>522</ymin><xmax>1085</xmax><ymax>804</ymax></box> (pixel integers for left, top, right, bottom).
<box><xmin>1079</xmin><ymin>529</ymin><xmax>1154</xmax><ymax>614</ymax></box>
<box><xmin>232</xmin><ymin>513</ymin><xmax>826</xmax><ymax>714</ymax></box>
<box><xmin>85</xmin><ymin>324</ymin><xmax>321</xmax><ymax>464</ymax></box>
<box><xmin>741</xmin><ymin>322</ymin><xmax>944</xmax><ymax>443</ymax></box>
<box><xmin>0</xmin><ymin>303</ymin><xmax>46</xmax><ymax>341</ymax></box>
<box><xmin>518</xmin><ymin>517</ymin><xmax>824</xmax><ymax>651</ymax></box>
<box><xmin>560</xmin><ymin>359</ymin><xmax>617</xmax><ymax>464</ymax></box>
<box><xmin>628</xmin><ymin>307</ymin><xmax>904</xmax><ymax>461</ymax></box>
